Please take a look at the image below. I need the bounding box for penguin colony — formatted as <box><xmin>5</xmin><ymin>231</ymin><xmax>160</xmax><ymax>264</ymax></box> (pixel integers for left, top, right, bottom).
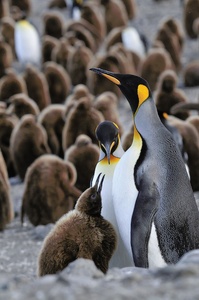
<box><xmin>0</xmin><ymin>0</ymin><xmax>198</xmax><ymax>277</ymax></box>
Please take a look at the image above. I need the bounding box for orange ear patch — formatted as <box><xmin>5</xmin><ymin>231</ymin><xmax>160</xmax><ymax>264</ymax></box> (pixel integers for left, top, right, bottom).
<box><xmin>137</xmin><ymin>84</ymin><xmax>149</xmax><ymax>107</ymax></box>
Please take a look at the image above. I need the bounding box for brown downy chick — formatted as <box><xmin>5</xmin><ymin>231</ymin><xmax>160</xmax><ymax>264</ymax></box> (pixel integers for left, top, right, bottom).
<box><xmin>93</xmin><ymin>91</ymin><xmax>123</xmax><ymax>136</ymax></box>
<box><xmin>0</xmin><ymin>149</ymin><xmax>14</xmax><ymax>231</ymax></box>
<box><xmin>7</xmin><ymin>93</ymin><xmax>40</xmax><ymax>118</ymax></box>
<box><xmin>155</xmin><ymin>69</ymin><xmax>190</xmax><ymax>120</ymax></box>
<box><xmin>21</xmin><ymin>154</ymin><xmax>81</xmax><ymax>226</ymax></box>
<box><xmin>64</xmin><ymin>134</ymin><xmax>100</xmax><ymax>191</ymax></box>
<box><xmin>43</xmin><ymin>11</ymin><xmax>64</xmax><ymax>39</ymax></box>
<box><xmin>51</xmin><ymin>37</ymin><xmax>74</xmax><ymax>69</ymax></box>
<box><xmin>183</xmin><ymin>0</ymin><xmax>199</xmax><ymax>39</ymax></box>
<box><xmin>43</xmin><ymin>61</ymin><xmax>72</xmax><ymax>104</ymax></box>
<box><xmin>23</xmin><ymin>64</ymin><xmax>51</xmax><ymax>110</ymax></box>
<box><xmin>62</xmin><ymin>96</ymin><xmax>104</xmax><ymax>151</ymax></box>
<box><xmin>38</xmin><ymin>104</ymin><xmax>65</xmax><ymax>158</ymax></box>
<box><xmin>41</xmin><ymin>35</ymin><xmax>59</xmax><ymax>63</ymax></box>
<box><xmin>0</xmin><ymin>39</ymin><xmax>13</xmax><ymax>78</ymax></box>
<box><xmin>0</xmin><ymin>0</ymin><xmax>10</xmax><ymax>19</ymax></box>
<box><xmin>10</xmin><ymin>114</ymin><xmax>51</xmax><ymax>180</ymax></box>
<box><xmin>10</xmin><ymin>0</ymin><xmax>31</xmax><ymax>16</ymax></box>
<box><xmin>1</xmin><ymin>16</ymin><xmax>15</xmax><ymax>58</ymax></box>
<box><xmin>37</xmin><ymin>173</ymin><xmax>117</xmax><ymax>276</ymax></box>
<box><xmin>183</xmin><ymin>60</ymin><xmax>199</xmax><ymax>87</ymax></box>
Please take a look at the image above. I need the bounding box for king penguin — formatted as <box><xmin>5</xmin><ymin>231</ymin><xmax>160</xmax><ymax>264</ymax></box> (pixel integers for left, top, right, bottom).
<box><xmin>90</xmin><ymin>67</ymin><xmax>199</xmax><ymax>268</ymax></box>
<box><xmin>91</xmin><ymin>121</ymin><xmax>133</xmax><ymax>267</ymax></box>
<box><xmin>14</xmin><ymin>13</ymin><xmax>41</xmax><ymax>67</ymax></box>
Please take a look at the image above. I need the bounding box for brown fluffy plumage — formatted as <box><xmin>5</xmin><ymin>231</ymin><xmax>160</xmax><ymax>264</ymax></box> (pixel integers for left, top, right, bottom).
<box><xmin>183</xmin><ymin>0</ymin><xmax>199</xmax><ymax>39</ymax></box>
<box><xmin>43</xmin><ymin>61</ymin><xmax>72</xmax><ymax>104</ymax></box>
<box><xmin>0</xmin><ymin>39</ymin><xmax>13</xmax><ymax>78</ymax></box>
<box><xmin>154</xmin><ymin>69</ymin><xmax>190</xmax><ymax>120</ymax></box>
<box><xmin>183</xmin><ymin>60</ymin><xmax>199</xmax><ymax>87</ymax></box>
<box><xmin>51</xmin><ymin>37</ymin><xmax>74</xmax><ymax>69</ymax></box>
<box><xmin>43</xmin><ymin>11</ymin><xmax>64</xmax><ymax>39</ymax></box>
<box><xmin>64</xmin><ymin>134</ymin><xmax>99</xmax><ymax>191</ymax></box>
<box><xmin>62</xmin><ymin>97</ymin><xmax>104</xmax><ymax>151</ymax></box>
<box><xmin>0</xmin><ymin>149</ymin><xmax>14</xmax><ymax>231</ymax></box>
<box><xmin>37</xmin><ymin>174</ymin><xmax>117</xmax><ymax>276</ymax></box>
<box><xmin>0</xmin><ymin>0</ymin><xmax>10</xmax><ymax>19</ymax></box>
<box><xmin>140</xmin><ymin>47</ymin><xmax>173</xmax><ymax>91</ymax></box>
<box><xmin>38</xmin><ymin>104</ymin><xmax>65</xmax><ymax>158</ymax></box>
<box><xmin>7</xmin><ymin>93</ymin><xmax>40</xmax><ymax>118</ymax></box>
<box><xmin>10</xmin><ymin>0</ymin><xmax>31</xmax><ymax>16</ymax></box>
<box><xmin>23</xmin><ymin>64</ymin><xmax>51</xmax><ymax>110</ymax></box>
<box><xmin>0</xmin><ymin>69</ymin><xmax>27</xmax><ymax>102</ymax></box>
<box><xmin>21</xmin><ymin>154</ymin><xmax>81</xmax><ymax>226</ymax></box>
<box><xmin>10</xmin><ymin>114</ymin><xmax>51</xmax><ymax>180</ymax></box>
<box><xmin>41</xmin><ymin>35</ymin><xmax>59</xmax><ymax>63</ymax></box>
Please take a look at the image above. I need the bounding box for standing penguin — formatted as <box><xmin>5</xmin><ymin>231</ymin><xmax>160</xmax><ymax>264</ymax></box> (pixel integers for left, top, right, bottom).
<box><xmin>90</xmin><ymin>67</ymin><xmax>199</xmax><ymax>268</ymax></box>
<box><xmin>37</xmin><ymin>173</ymin><xmax>117</xmax><ymax>276</ymax></box>
<box><xmin>92</xmin><ymin>121</ymin><xmax>133</xmax><ymax>267</ymax></box>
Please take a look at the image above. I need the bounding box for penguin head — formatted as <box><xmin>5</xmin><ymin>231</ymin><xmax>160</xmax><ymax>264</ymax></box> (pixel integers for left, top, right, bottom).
<box><xmin>90</xmin><ymin>68</ymin><xmax>152</xmax><ymax>115</ymax></box>
<box><xmin>75</xmin><ymin>173</ymin><xmax>105</xmax><ymax>216</ymax></box>
<box><xmin>95</xmin><ymin>121</ymin><xmax>120</xmax><ymax>164</ymax></box>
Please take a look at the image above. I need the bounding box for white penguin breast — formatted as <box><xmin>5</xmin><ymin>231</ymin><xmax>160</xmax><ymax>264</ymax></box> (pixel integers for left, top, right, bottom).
<box><xmin>15</xmin><ymin>23</ymin><xmax>41</xmax><ymax>64</ymax></box>
<box><xmin>112</xmin><ymin>146</ymin><xmax>139</xmax><ymax>260</ymax></box>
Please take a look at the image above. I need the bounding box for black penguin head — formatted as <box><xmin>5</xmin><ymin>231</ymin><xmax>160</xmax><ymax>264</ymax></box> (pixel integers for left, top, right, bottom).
<box><xmin>90</xmin><ymin>68</ymin><xmax>152</xmax><ymax>115</ymax></box>
<box><xmin>75</xmin><ymin>173</ymin><xmax>105</xmax><ymax>216</ymax></box>
<box><xmin>95</xmin><ymin>121</ymin><xmax>120</xmax><ymax>164</ymax></box>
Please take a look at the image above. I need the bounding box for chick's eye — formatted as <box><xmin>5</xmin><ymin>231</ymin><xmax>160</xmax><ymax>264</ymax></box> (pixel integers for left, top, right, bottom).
<box><xmin>91</xmin><ymin>193</ymin><xmax>97</xmax><ymax>200</ymax></box>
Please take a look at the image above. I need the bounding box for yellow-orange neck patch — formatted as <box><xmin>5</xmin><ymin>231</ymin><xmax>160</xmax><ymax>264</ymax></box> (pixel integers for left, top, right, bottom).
<box><xmin>102</xmin><ymin>73</ymin><xmax>121</xmax><ymax>85</ymax></box>
<box><xmin>100</xmin><ymin>155</ymin><xmax>120</xmax><ymax>165</ymax></box>
<box><xmin>137</xmin><ymin>84</ymin><xmax>149</xmax><ymax>108</ymax></box>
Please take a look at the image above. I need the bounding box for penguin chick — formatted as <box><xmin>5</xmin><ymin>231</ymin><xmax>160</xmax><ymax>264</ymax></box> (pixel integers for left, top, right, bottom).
<box><xmin>140</xmin><ymin>47</ymin><xmax>174</xmax><ymax>92</ymax></box>
<box><xmin>0</xmin><ymin>69</ymin><xmax>27</xmax><ymax>102</ymax></box>
<box><xmin>23</xmin><ymin>64</ymin><xmax>51</xmax><ymax>110</ymax></box>
<box><xmin>183</xmin><ymin>60</ymin><xmax>199</xmax><ymax>87</ymax></box>
<box><xmin>0</xmin><ymin>112</ymin><xmax>18</xmax><ymax>177</ymax></box>
<box><xmin>101</xmin><ymin>0</ymin><xmax>128</xmax><ymax>33</ymax></box>
<box><xmin>90</xmin><ymin>67</ymin><xmax>199</xmax><ymax>268</ymax></box>
<box><xmin>62</xmin><ymin>96</ymin><xmax>104</xmax><ymax>151</ymax></box>
<box><xmin>1</xmin><ymin>16</ymin><xmax>15</xmax><ymax>57</ymax></box>
<box><xmin>21</xmin><ymin>154</ymin><xmax>81</xmax><ymax>226</ymax></box>
<box><xmin>41</xmin><ymin>35</ymin><xmax>59</xmax><ymax>63</ymax></box>
<box><xmin>43</xmin><ymin>61</ymin><xmax>72</xmax><ymax>104</ymax></box>
<box><xmin>48</xmin><ymin>0</ymin><xmax>67</xmax><ymax>8</ymax></box>
<box><xmin>43</xmin><ymin>11</ymin><xmax>64</xmax><ymax>39</ymax></box>
<box><xmin>187</xmin><ymin>115</ymin><xmax>199</xmax><ymax>135</ymax></box>
<box><xmin>91</xmin><ymin>121</ymin><xmax>133</xmax><ymax>267</ymax></box>
<box><xmin>0</xmin><ymin>39</ymin><xmax>13</xmax><ymax>78</ymax></box>
<box><xmin>38</xmin><ymin>104</ymin><xmax>65</xmax><ymax>158</ymax></box>
<box><xmin>64</xmin><ymin>134</ymin><xmax>99</xmax><ymax>191</ymax></box>
<box><xmin>122</xmin><ymin>0</ymin><xmax>136</xmax><ymax>20</ymax></box>
<box><xmin>51</xmin><ymin>37</ymin><xmax>74</xmax><ymax>69</ymax></box>
<box><xmin>14</xmin><ymin>15</ymin><xmax>41</xmax><ymax>66</ymax></box>
<box><xmin>0</xmin><ymin>0</ymin><xmax>10</xmax><ymax>19</ymax></box>
<box><xmin>7</xmin><ymin>93</ymin><xmax>40</xmax><ymax>118</ymax></box>
<box><xmin>10</xmin><ymin>114</ymin><xmax>51</xmax><ymax>180</ymax></box>
<box><xmin>67</xmin><ymin>42</ymin><xmax>94</xmax><ymax>86</ymax></box>
<box><xmin>154</xmin><ymin>69</ymin><xmax>190</xmax><ymax>120</ymax></box>
<box><xmin>93</xmin><ymin>91</ymin><xmax>123</xmax><ymax>136</ymax></box>
<box><xmin>183</xmin><ymin>0</ymin><xmax>199</xmax><ymax>39</ymax></box>
<box><xmin>37</xmin><ymin>173</ymin><xmax>117</xmax><ymax>276</ymax></box>
<box><xmin>0</xmin><ymin>149</ymin><xmax>14</xmax><ymax>231</ymax></box>
<box><xmin>10</xmin><ymin>0</ymin><xmax>31</xmax><ymax>16</ymax></box>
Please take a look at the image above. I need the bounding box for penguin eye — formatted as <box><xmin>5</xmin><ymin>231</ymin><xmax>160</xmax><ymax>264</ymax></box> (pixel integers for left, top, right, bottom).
<box><xmin>91</xmin><ymin>193</ymin><xmax>97</xmax><ymax>200</ymax></box>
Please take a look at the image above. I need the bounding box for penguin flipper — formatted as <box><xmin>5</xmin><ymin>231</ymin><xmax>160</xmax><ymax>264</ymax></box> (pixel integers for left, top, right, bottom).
<box><xmin>131</xmin><ymin>183</ymin><xmax>159</xmax><ymax>268</ymax></box>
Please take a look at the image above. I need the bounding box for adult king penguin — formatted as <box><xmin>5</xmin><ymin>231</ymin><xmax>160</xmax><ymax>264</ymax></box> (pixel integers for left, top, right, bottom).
<box><xmin>90</xmin><ymin>67</ymin><xmax>199</xmax><ymax>268</ymax></box>
<box><xmin>92</xmin><ymin>121</ymin><xmax>133</xmax><ymax>267</ymax></box>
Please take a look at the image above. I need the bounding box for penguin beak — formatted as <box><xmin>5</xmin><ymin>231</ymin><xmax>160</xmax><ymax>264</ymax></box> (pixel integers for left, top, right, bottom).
<box><xmin>97</xmin><ymin>174</ymin><xmax>105</xmax><ymax>195</ymax></box>
<box><xmin>93</xmin><ymin>173</ymin><xmax>105</xmax><ymax>194</ymax></box>
<box><xmin>103</xmin><ymin>141</ymin><xmax>112</xmax><ymax>164</ymax></box>
<box><xmin>90</xmin><ymin>68</ymin><xmax>121</xmax><ymax>86</ymax></box>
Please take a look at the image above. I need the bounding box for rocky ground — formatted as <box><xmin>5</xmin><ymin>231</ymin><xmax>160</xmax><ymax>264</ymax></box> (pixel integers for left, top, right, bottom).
<box><xmin>0</xmin><ymin>0</ymin><xmax>199</xmax><ymax>299</ymax></box>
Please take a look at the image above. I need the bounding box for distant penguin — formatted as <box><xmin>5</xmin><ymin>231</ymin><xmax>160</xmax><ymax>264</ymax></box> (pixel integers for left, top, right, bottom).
<box><xmin>10</xmin><ymin>0</ymin><xmax>31</xmax><ymax>16</ymax></box>
<box><xmin>183</xmin><ymin>60</ymin><xmax>199</xmax><ymax>87</ymax></box>
<box><xmin>90</xmin><ymin>67</ymin><xmax>199</xmax><ymax>268</ymax></box>
<box><xmin>41</xmin><ymin>35</ymin><xmax>59</xmax><ymax>63</ymax></box>
<box><xmin>38</xmin><ymin>104</ymin><xmax>65</xmax><ymax>158</ymax></box>
<box><xmin>66</xmin><ymin>0</ymin><xmax>84</xmax><ymax>20</ymax></box>
<box><xmin>183</xmin><ymin>0</ymin><xmax>199</xmax><ymax>39</ymax></box>
<box><xmin>23</xmin><ymin>64</ymin><xmax>51</xmax><ymax>110</ymax></box>
<box><xmin>7</xmin><ymin>93</ymin><xmax>40</xmax><ymax>118</ymax></box>
<box><xmin>0</xmin><ymin>111</ymin><xmax>18</xmax><ymax>177</ymax></box>
<box><xmin>43</xmin><ymin>11</ymin><xmax>64</xmax><ymax>39</ymax></box>
<box><xmin>64</xmin><ymin>134</ymin><xmax>99</xmax><ymax>191</ymax></box>
<box><xmin>37</xmin><ymin>173</ymin><xmax>117</xmax><ymax>276</ymax></box>
<box><xmin>21</xmin><ymin>154</ymin><xmax>81</xmax><ymax>226</ymax></box>
<box><xmin>154</xmin><ymin>69</ymin><xmax>190</xmax><ymax>120</ymax></box>
<box><xmin>91</xmin><ymin>121</ymin><xmax>133</xmax><ymax>267</ymax></box>
<box><xmin>43</xmin><ymin>61</ymin><xmax>72</xmax><ymax>104</ymax></box>
<box><xmin>140</xmin><ymin>47</ymin><xmax>174</xmax><ymax>91</ymax></box>
<box><xmin>14</xmin><ymin>13</ymin><xmax>41</xmax><ymax>67</ymax></box>
<box><xmin>0</xmin><ymin>69</ymin><xmax>27</xmax><ymax>102</ymax></box>
<box><xmin>0</xmin><ymin>149</ymin><xmax>14</xmax><ymax>231</ymax></box>
<box><xmin>62</xmin><ymin>96</ymin><xmax>104</xmax><ymax>151</ymax></box>
<box><xmin>93</xmin><ymin>91</ymin><xmax>124</xmax><ymax>136</ymax></box>
<box><xmin>10</xmin><ymin>114</ymin><xmax>51</xmax><ymax>180</ymax></box>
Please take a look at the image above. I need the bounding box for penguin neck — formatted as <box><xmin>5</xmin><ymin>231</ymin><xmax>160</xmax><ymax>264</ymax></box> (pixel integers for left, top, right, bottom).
<box><xmin>133</xmin><ymin>98</ymin><xmax>162</xmax><ymax>137</ymax></box>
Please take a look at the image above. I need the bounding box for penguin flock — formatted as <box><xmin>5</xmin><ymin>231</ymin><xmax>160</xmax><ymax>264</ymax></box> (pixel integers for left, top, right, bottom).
<box><xmin>0</xmin><ymin>0</ymin><xmax>199</xmax><ymax>277</ymax></box>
